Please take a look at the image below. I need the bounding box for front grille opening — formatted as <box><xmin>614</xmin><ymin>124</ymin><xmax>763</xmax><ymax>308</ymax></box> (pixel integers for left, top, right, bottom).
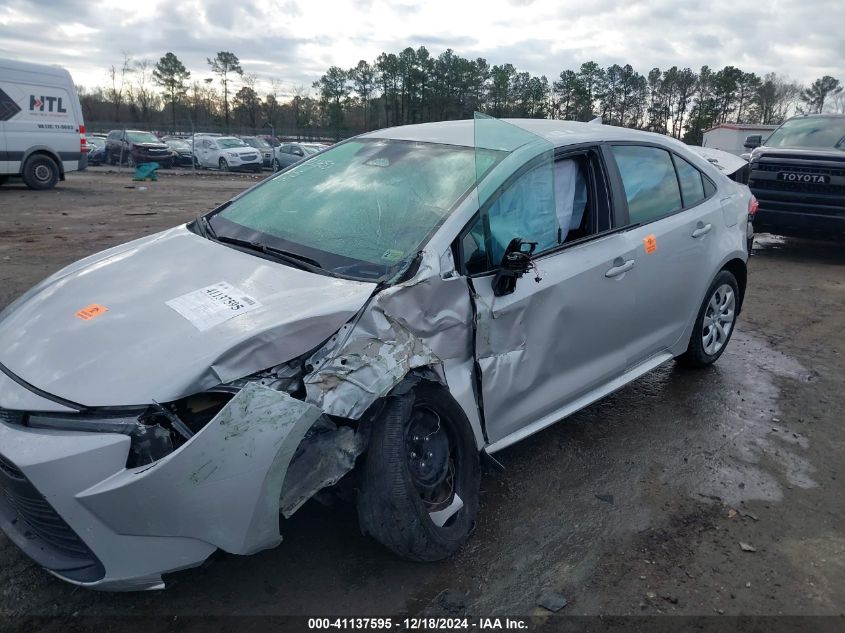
<box><xmin>0</xmin><ymin>453</ymin><xmax>105</xmax><ymax>583</ymax></box>
<box><xmin>755</xmin><ymin>163</ymin><xmax>845</xmax><ymax>178</ymax></box>
<box><xmin>750</xmin><ymin>179</ymin><xmax>845</xmax><ymax>196</ymax></box>
<box><xmin>0</xmin><ymin>407</ymin><xmax>24</xmax><ymax>426</ymax></box>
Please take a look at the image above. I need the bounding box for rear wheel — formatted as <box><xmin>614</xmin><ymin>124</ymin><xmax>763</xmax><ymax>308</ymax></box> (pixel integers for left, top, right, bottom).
<box><xmin>677</xmin><ymin>270</ymin><xmax>739</xmax><ymax>368</ymax></box>
<box><xmin>357</xmin><ymin>381</ymin><xmax>479</xmax><ymax>561</ymax></box>
<box><xmin>22</xmin><ymin>154</ymin><xmax>60</xmax><ymax>190</ymax></box>
<box><xmin>219</xmin><ymin>158</ymin><xmax>229</xmax><ymax>172</ymax></box>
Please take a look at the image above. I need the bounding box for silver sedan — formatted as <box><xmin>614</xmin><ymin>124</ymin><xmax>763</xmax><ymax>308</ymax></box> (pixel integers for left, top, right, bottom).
<box><xmin>0</xmin><ymin>117</ymin><xmax>753</xmax><ymax>590</ymax></box>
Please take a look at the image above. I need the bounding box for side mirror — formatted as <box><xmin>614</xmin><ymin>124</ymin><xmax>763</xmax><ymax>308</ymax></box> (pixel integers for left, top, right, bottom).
<box><xmin>743</xmin><ymin>134</ymin><xmax>762</xmax><ymax>149</ymax></box>
<box><xmin>492</xmin><ymin>238</ymin><xmax>537</xmax><ymax>297</ymax></box>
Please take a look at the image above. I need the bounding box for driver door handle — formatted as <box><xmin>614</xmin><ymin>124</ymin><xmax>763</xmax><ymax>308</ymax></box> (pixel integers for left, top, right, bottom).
<box><xmin>605</xmin><ymin>259</ymin><xmax>635</xmax><ymax>278</ymax></box>
<box><xmin>691</xmin><ymin>223</ymin><xmax>712</xmax><ymax>238</ymax></box>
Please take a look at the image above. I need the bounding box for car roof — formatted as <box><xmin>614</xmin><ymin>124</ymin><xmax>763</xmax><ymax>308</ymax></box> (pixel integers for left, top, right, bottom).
<box><xmin>361</xmin><ymin>118</ymin><xmax>688</xmax><ymax>151</ymax></box>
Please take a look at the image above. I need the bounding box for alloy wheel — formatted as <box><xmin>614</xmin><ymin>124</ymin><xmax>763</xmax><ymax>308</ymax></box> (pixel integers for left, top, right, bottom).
<box><xmin>702</xmin><ymin>283</ymin><xmax>735</xmax><ymax>355</ymax></box>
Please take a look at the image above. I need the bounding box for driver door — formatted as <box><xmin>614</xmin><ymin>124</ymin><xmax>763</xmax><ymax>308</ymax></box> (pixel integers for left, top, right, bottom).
<box><xmin>466</xmin><ymin>118</ymin><xmax>636</xmax><ymax>447</ymax></box>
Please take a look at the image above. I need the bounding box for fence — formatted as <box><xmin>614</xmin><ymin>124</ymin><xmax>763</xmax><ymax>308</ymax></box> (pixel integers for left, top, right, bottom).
<box><xmin>85</xmin><ymin>119</ymin><xmax>355</xmax><ymax>143</ymax></box>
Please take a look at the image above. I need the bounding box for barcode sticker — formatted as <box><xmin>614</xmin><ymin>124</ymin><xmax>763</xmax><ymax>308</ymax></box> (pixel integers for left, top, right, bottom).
<box><xmin>166</xmin><ymin>281</ymin><xmax>262</xmax><ymax>332</ymax></box>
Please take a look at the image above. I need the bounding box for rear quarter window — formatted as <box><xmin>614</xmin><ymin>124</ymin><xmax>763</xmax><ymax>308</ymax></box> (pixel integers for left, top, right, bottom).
<box><xmin>674</xmin><ymin>155</ymin><xmax>706</xmax><ymax>206</ymax></box>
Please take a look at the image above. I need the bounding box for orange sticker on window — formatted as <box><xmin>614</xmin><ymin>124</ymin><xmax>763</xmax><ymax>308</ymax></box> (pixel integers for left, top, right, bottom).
<box><xmin>75</xmin><ymin>304</ymin><xmax>108</xmax><ymax>321</ymax></box>
<box><xmin>643</xmin><ymin>234</ymin><xmax>657</xmax><ymax>254</ymax></box>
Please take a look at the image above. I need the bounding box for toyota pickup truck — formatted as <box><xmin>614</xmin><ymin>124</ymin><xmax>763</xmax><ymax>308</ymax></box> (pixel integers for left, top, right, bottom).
<box><xmin>745</xmin><ymin>114</ymin><xmax>845</xmax><ymax>237</ymax></box>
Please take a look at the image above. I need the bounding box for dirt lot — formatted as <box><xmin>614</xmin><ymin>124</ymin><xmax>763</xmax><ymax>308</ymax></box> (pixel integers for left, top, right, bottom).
<box><xmin>0</xmin><ymin>171</ymin><xmax>843</xmax><ymax>630</ymax></box>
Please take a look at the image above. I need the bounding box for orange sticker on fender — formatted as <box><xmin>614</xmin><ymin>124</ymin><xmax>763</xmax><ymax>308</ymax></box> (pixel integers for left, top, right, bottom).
<box><xmin>643</xmin><ymin>234</ymin><xmax>657</xmax><ymax>254</ymax></box>
<box><xmin>76</xmin><ymin>304</ymin><xmax>108</xmax><ymax>321</ymax></box>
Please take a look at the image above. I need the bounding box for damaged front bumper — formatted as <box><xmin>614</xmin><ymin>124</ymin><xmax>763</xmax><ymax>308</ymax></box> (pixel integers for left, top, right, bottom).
<box><xmin>0</xmin><ymin>381</ymin><xmax>362</xmax><ymax>591</ymax></box>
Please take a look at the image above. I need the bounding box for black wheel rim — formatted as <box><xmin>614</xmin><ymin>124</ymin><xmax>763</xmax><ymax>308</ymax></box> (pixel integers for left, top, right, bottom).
<box><xmin>404</xmin><ymin>403</ymin><xmax>460</xmax><ymax>518</ymax></box>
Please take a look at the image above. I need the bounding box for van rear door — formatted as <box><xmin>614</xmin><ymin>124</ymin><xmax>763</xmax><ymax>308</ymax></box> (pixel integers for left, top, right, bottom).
<box><xmin>0</xmin><ymin>83</ymin><xmax>18</xmax><ymax>175</ymax></box>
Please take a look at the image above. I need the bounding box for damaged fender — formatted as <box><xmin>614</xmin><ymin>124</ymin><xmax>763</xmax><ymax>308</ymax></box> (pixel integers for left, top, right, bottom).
<box><xmin>303</xmin><ymin>248</ymin><xmax>475</xmax><ymax>421</ymax></box>
<box><xmin>79</xmin><ymin>384</ymin><xmax>323</xmax><ymax>555</ymax></box>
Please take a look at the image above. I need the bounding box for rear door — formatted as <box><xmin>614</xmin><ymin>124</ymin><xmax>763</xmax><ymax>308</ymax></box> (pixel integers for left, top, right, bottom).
<box><xmin>607</xmin><ymin>144</ymin><xmax>723</xmax><ymax>367</ymax></box>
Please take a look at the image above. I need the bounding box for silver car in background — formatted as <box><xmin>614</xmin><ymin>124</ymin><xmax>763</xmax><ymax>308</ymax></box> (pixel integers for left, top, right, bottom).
<box><xmin>0</xmin><ymin>117</ymin><xmax>752</xmax><ymax>590</ymax></box>
<box><xmin>193</xmin><ymin>135</ymin><xmax>263</xmax><ymax>172</ymax></box>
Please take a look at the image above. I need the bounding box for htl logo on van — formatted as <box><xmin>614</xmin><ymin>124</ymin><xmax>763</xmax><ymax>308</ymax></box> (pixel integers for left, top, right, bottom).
<box><xmin>29</xmin><ymin>95</ymin><xmax>67</xmax><ymax>113</ymax></box>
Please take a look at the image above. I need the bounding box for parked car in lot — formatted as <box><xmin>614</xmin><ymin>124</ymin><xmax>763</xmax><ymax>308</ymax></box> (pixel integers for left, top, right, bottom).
<box><xmin>85</xmin><ymin>136</ymin><xmax>107</xmax><ymax>166</ymax></box>
<box><xmin>240</xmin><ymin>135</ymin><xmax>274</xmax><ymax>168</ymax></box>
<box><xmin>105</xmin><ymin>130</ymin><xmax>174</xmax><ymax>168</ymax></box>
<box><xmin>162</xmin><ymin>137</ymin><xmax>194</xmax><ymax>167</ymax></box>
<box><xmin>745</xmin><ymin>114</ymin><xmax>845</xmax><ymax>237</ymax></box>
<box><xmin>0</xmin><ymin>117</ymin><xmax>752</xmax><ymax>591</ymax></box>
<box><xmin>272</xmin><ymin>142</ymin><xmax>328</xmax><ymax>171</ymax></box>
<box><xmin>193</xmin><ymin>135</ymin><xmax>262</xmax><ymax>172</ymax></box>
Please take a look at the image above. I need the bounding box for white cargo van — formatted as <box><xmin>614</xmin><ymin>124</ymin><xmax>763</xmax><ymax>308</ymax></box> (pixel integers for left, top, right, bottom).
<box><xmin>0</xmin><ymin>58</ymin><xmax>87</xmax><ymax>189</ymax></box>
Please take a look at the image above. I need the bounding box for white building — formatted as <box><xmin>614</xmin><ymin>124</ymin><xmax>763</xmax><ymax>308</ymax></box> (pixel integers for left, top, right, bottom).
<box><xmin>702</xmin><ymin>123</ymin><xmax>778</xmax><ymax>156</ymax></box>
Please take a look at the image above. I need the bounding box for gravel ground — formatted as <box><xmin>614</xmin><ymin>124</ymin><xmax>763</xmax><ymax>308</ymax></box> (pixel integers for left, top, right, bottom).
<box><xmin>0</xmin><ymin>171</ymin><xmax>843</xmax><ymax>630</ymax></box>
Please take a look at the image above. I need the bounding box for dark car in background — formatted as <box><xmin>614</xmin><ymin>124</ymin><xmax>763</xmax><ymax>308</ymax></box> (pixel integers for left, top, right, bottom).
<box><xmin>162</xmin><ymin>138</ymin><xmax>194</xmax><ymax>167</ymax></box>
<box><xmin>260</xmin><ymin>134</ymin><xmax>280</xmax><ymax>148</ymax></box>
<box><xmin>85</xmin><ymin>136</ymin><xmax>107</xmax><ymax>166</ymax></box>
<box><xmin>240</xmin><ymin>136</ymin><xmax>274</xmax><ymax>169</ymax></box>
<box><xmin>105</xmin><ymin>130</ymin><xmax>175</xmax><ymax>168</ymax></box>
<box><xmin>746</xmin><ymin>114</ymin><xmax>845</xmax><ymax>237</ymax></box>
<box><xmin>272</xmin><ymin>142</ymin><xmax>328</xmax><ymax>171</ymax></box>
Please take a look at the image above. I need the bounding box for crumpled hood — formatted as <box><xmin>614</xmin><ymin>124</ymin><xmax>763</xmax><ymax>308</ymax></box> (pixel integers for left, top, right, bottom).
<box><xmin>0</xmin><ymin>226</ymin><xmax>376</xmax><ymax>408</ymax></box>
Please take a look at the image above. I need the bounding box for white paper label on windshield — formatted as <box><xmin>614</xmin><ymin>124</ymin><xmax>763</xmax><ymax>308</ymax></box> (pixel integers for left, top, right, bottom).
<box><xmin>166</xmin><ymin>281</ymin><xmax>262</xmax><ymax>332</ymax></box>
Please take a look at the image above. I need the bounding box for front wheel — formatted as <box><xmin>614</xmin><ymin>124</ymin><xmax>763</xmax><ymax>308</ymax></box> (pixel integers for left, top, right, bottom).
<box><xmin>22</xmin><ymin>154</ymin><xmax>60</xmax><ymax>190</ymax></box>
<box><xmin>357</xmin><ymin>381</ymin><xmax>480</xmax><ymax>561</ymax></box>
<box><xmin>219</xmin><ymin>158</ymin><xmax>230</xmax><ymax>172</ymax></box>
<box><xmin>676</xmin><ymin>270</ymin><xmax>739</xmax><ymax>368</ymax></box>
<box><xmin>272</xmin><ymin>158</ymin><xmax>281</xmax><ymax>172</ymax></box>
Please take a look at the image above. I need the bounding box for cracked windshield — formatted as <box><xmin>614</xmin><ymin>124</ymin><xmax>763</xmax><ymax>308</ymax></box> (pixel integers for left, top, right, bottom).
<box><xmin>214</xmin><ymin>139</ymin><xmax>505</xmax><ymax>279</ymax></box>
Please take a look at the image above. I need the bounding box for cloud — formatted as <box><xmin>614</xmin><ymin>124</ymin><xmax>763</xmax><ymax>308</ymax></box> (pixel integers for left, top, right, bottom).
<box><xmin>0</xmin><ymin>0</ymin><xmax>841</xmax><ymax>95</ymax></box>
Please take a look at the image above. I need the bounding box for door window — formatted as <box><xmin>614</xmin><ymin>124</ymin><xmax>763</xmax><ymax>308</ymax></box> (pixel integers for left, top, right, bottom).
<box><xmin>611</xmin><ymin>145</ymin><xmax>682</xmax><ymax>225</ymax></box>
<box><xmin>462</xmin><ymin>152</ymin><xmax>606</xmax><ymax>275</ymax></box>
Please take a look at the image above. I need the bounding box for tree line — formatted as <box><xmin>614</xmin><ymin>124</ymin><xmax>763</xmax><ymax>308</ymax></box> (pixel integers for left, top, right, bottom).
<box><xmin>79</xmin><ymin>48</ymin><xmax>844</xmax><ymax>144</ymax></box>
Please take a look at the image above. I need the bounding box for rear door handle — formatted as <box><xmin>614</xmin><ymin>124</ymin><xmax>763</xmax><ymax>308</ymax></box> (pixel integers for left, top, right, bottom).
<box><xmin>691</xmin><ymin>223</ymin><xmax>712</xmax><ymax>238</ymax></box>
<box><xmin>605</xmin><ymin>259</ymin><xmax>635</xmax><ymax>278</ymax></box>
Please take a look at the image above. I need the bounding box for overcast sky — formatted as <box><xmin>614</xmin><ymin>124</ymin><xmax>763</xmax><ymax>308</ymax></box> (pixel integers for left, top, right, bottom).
<box><xmin>1</xmin><ymin>0</ymin><xmax>842</xmax><ymax>97</ymax></box>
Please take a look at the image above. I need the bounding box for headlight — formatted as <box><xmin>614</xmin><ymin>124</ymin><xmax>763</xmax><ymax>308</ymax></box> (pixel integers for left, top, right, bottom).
<box><xmin>27</xmin><ymin>412</ymin><xmax>173</xmax><ymax>467</ymax></box>
<box><xmin>227</xmin><ymin>151</ymin><xmax>240</xmax><ymax>158</ymax></box>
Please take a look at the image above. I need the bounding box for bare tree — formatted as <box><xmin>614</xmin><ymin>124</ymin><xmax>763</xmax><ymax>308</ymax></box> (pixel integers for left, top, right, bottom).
<box><xmin>129</xmin><ymin>59</ymin><xmax>156</xmax><ymax>125</ymax></box>
<box><xmin>105</xmin><ymin>52</ymin><xmax>133</xmax><ymax>122</ymax></box>
<box><xmin>754</xmin><ymin>73</ymin><xmax>802</xmax><ymax>124</ymax></box>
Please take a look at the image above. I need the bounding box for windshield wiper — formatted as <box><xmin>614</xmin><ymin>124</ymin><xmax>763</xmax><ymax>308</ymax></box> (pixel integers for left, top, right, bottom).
<box><xmin>197</xmin><ymin>215</ymin><xmax>217</xmax><ymax>239</ymax></box>
<box><xmin>215</xmin><ymin>235</ymin><xmax>324</xmax><ymax>272</ymax></box>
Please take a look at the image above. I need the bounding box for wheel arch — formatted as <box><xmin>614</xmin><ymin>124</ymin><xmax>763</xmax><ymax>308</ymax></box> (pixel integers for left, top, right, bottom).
<box><xmin>21</xmin><ymin>147</ymin><xmax>65</xmax><ymax>180</ymax></box>
<box><xmin>721</xmin><ymin>257</ymin><xmax>747</xmax><ymax>314</ymax></box>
